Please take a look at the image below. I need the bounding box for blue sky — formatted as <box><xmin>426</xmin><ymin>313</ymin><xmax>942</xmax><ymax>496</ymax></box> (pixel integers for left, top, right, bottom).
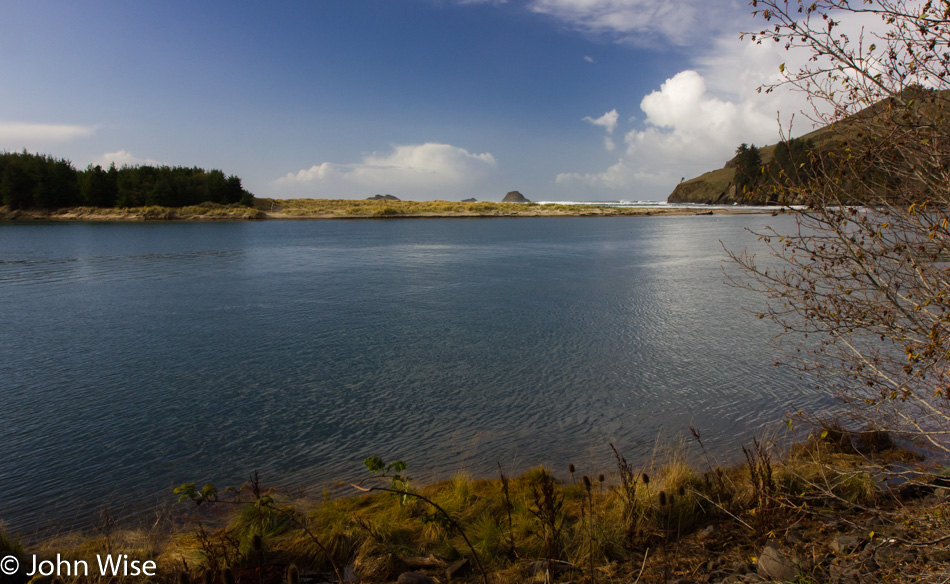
<box><xmin>0</xmin><ymin>0</ymin><xmax>807</xmax><ymax>201</ymax></box>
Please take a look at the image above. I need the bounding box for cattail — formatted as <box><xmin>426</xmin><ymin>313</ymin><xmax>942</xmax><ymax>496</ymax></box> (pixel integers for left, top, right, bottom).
<box><xmin>678</xmin><ymin>485</ymin><xmax>686</xmax><ymax>497</ymax></box>
<box><xmin>252</xmin><ymin>534</ymin><xmax>263</xmax><ymax>553</ymax></box>
<box><xmin>598</xmin><ymin>473</ymin><xmax>605</xmax><ymax>484</ymax></box>
<box><xmin>641</xmin><ymin>473</ymin><xmax>650</xmax><ymax>485</ymax></box>
<box><xmin>658</xmin><ymin>491</ymin><xmax>667</xmax><ymax>506</ymax></box>
<box><xmin>203</xmin><ymin>568</ymin><xmax>215</xmax><ymax>584</ymax></box>
<box><xmin>583</xmin><ymin>475</ymin><xmax>591</xmax><ymax>490</ymax></box>
<box><xmin>223</xmin><ymin>568</ymin><xmax>236</xmax><ymax>584</ymax></box>
<box><xmin>179</xmin><ymin>572</ymin><xmax>193</xmax><ymax>584</ymax></box>
<box><xmin>669</xmin><ymin>494</ymin><xmax>676</xmax><ymax>506</ymax></box>
<box><xmin>287</xmin><ymin>564</ymin><xmax>300</xmax><ymax>584</ymax></box>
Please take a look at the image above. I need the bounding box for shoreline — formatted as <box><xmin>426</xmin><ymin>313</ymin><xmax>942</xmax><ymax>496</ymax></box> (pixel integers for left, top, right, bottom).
<box><xmin>0</xmin><ymin>200</ymin><xmax>776</xmax><ymax>223</ymax></box>
<box><xmin>3</xmin><ymin>432</ymin><xmax>946</xmax><ymax>584</ymax></box>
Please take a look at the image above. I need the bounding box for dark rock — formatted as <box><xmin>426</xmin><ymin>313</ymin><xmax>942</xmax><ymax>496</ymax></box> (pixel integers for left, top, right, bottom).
<box><xmin>445</xmin><ymin>559</ymin><xmax>470</xmax><ymax>580</ymax></box>
<box><xmin>757</xmin><ymin>546</ymin><xmax>800</xmax><ymax>582</ymax></box>
<box><xmin>731</xmin><ymin>559</ymin><xmax>753</xmax><ymax>574</ymax></box>
<box><xmin>852</xmin><ymin>429</ymin><xmax>894</xmax><ymax>453</ymax></box>
<box><xmin>874</xmin><ymin>545</ymin><xmax>915</xmax><ymax>565</ymax></box>
<box><xmin>396</xmin><ymin>572</ymin><xmax>435</xmax><ymax>584</ymax></box>
<box><xmin>898</xmin><ymin>482</ymin><xmax>934</xmax><ymax>499</ymax></box>
<box><xmin>699</xmin><ymin>524</ymin><xmax>717</xmax><ymax>538</ymax></box>
<box><xmin>461</xmin><ymin>198</ymin><xmax>477</xmax><ymax>202</ymax></box>
<box><xmin>502</xmin><ymin>190</ymin><xmax>530</xmax><ymax>203</ymax></box>
<box><xmin>367</xmin><ymin>194</ymin><xmax>400</xmax><ymax>201</ymax></box>
<box><xmin>830</xmin><ymin>535</ymin><xmax>861</xmax><ymax>555</ymax></box>
<box><xmin>784</xmin><ymin>530</ymin><xmax>804</xmax><ymax>544</ymax></box>
<box><xmin>343</xmin><ymin>564</ymin><xmax>358</xmax><ymax>583</ymax></box>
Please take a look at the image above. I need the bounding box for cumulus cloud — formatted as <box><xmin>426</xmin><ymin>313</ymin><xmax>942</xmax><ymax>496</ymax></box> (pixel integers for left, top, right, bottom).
<box><xmin>0</xmin><ymin>121</ymin><xmax>96</xmax><ymax>146</ymax></box>
<box><xmin>275</xmin><ymin>142</ymin><xmax>497</xmax><ymax>199</ymax></box>
<box><xmin>558</xmin><ymin>66</ymin><xmax>789</xmax><ymax>196</ymax></box>
<box><xmin>93</xmin><ymin>150</ymin><xmax>162</xmax><ymax>168</ymax></box>
<box><xmin>584</xmin><ymin>55</ymin><xmax>595</xmax><ymax>63</ymax></box>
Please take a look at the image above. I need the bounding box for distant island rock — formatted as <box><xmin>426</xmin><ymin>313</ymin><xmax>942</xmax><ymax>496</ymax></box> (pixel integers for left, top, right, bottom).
<box><xmin>502</xmin><ymin>191</ymin><xmax>530</xmax><ymax>203</ymax></box>
<box><xmin>367</xmin><ymin>194</ymin><xmax>400</xmax><ymax>201</ymax></box>
<box><xmin>461</xmin><ymin>198</ymin><xmax>477</xmax><ymax>203</ymax></box>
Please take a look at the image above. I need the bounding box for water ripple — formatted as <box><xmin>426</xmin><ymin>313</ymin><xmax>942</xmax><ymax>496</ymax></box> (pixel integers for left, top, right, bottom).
<box><xmin>0</xmin><ymin>217</ymin><xmax>829</xmax><ymax>534</ymax></box>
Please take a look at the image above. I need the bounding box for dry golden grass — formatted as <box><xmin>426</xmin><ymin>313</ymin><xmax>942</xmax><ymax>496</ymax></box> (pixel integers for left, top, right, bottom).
<box><xmin>257</xmin><ymin>198</ymin><xmax>668</xmax><ymax>218</ymax></box>
<box><xmin>8</xmin><ymin>434</ymin><xmax>945</xmax><ymax>584</ymax></box>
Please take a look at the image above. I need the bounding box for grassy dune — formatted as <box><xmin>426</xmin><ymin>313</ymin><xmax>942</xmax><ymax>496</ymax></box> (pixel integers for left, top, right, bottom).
<box><xmin>0</xmin><ymin>198</ymin><xmax>758</xmax><ymax>222</ymax></box>
<box><xmin>257</xmin><ymin>198</ymin><xmax>677</xmax><ymax>218</ymax></box>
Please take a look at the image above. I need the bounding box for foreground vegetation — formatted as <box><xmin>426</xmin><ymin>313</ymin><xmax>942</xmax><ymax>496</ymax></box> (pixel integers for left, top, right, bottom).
<box><xmin>4</xmin><ymin>429</ymin><xmax>949</xmax><ymax>584</ymax></box>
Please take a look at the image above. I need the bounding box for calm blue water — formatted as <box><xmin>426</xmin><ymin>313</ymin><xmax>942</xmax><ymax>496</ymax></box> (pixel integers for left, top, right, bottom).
<box><xmin>0</xmin><ymin>216</ymin><xmax>826</xmax><ymax>535</ymax></box>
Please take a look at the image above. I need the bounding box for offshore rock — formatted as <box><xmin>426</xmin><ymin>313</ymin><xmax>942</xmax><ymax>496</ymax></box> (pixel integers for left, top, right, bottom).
<box><xmin>502</xmin><ymin>190</ymin><xmax>530</xmax><ymax>203</ymax></box>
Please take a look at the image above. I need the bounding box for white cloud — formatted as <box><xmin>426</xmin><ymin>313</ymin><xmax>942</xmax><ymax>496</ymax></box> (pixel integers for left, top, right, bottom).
<box><xmin>558</xmin><ymin>65</ymin><xmax>791</xmax><ymax>196</ymax></box>
<box><xmin>582</xmin><ymin>109</ymin><xmax>619</xmax><ymax>134</ymax></box>
<box><xmin>527</xmin><ymin>0</ymin><xmax>742</xmax><ymax>46</ymax></box>
<box><xmin>93</xmin><ymin>150</ymin><xmax>161</xmax><ymax>168</ymax></box>
<box><xmin>275</xmin><ymin>142</ymin><xmax>497</xmax><ymax>199</ymax></box>
<box><xmin>584</xmin><ymin>55</ymin><xmax>595</xmax><ymax>63</ymax></box>
<box><xmin>0</xmin><ymin>121</ymin><xmax>96</xmax><ymax>146</ymax></box>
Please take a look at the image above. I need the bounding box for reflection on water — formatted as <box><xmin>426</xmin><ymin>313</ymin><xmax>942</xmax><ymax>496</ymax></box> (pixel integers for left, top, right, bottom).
<box><xmin>0</xmin><ymin>217</ymin><xmax>826</xmax><ymax>534</ymax></box>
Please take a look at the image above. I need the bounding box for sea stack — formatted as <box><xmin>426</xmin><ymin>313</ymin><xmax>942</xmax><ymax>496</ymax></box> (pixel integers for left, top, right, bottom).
<box><xmin>502</xmin><ymin>191</ymin><xmax>530</xmax><ymax>203</ymax></box>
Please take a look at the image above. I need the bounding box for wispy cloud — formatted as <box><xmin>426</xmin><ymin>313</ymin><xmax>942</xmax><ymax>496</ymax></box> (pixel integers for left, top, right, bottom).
<box><xmin>583</xmin><ymin>109</ymin><xmax>619</xmax><ymax>134</ymax></box>
<box><xmin>0</xmin><ymin>121</ymin><xmax>96</xmax><ymax>146</ymax></box>
<box><xmin>582</xmin><ymin>109</ymin><xmax>620</xmax><ymax>151</ymax></box>
<box><xmin>276</xmin><ymin>142</ymin><xmax>497</xmax><ymax>199</ymax></box>
<box><xmin>526</xmin><ymin>0</ymin><xmax>740</xmax><ymax>46</ymax></box>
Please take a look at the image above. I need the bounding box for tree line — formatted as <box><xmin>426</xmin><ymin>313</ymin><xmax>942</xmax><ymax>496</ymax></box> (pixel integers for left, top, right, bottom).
<box><xmin>732</xmin><ymin>138</ymin><xmax>817</xmax><ymax>204</ymax></box>
<box><xmin>0</xmin><ymin>150</ymin><xmax>255</xmax><ymax>210</ymax></box>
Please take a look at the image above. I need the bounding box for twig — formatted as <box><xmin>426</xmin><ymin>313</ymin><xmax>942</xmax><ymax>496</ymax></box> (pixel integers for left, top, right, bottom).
<box><xmin>633</xmin><ymin>548</ymin><xmax>649</xmax><ymax>584</ymax></box>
